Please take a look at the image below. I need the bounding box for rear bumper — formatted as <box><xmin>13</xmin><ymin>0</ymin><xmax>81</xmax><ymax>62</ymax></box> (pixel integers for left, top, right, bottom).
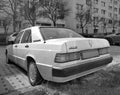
<box><xmin>52</xmin><ymin>55</ymin><xmax>113</xmax><ymax>82</ymax></box>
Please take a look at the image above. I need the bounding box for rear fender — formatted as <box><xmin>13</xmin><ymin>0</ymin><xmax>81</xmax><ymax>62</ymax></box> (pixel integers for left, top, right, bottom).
<box><xmin>26</xmin><ymin>54</ymin><xmax>36</xmax><ymax>71</ymax></box>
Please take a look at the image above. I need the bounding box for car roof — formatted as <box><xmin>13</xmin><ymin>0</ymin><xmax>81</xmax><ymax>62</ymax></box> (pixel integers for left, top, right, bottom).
<box><xmin>21</xmin><ymin>26</ymin><xmax>72</xmax><ymax>32</ymax></box>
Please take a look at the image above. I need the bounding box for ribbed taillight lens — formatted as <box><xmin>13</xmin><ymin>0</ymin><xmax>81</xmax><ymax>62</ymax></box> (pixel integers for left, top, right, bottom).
<box><xmin>99</xmin><ymin>48</ymin><xmax>109</xmax><ymax>55</ymax></box>
<box><xmin>55</xmin><ymin>52</ymin><xmax>80</xmax><ymax>63</ymax></box>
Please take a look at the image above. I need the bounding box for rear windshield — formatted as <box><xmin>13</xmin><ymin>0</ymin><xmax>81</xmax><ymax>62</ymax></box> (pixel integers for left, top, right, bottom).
<box><xmin>40</xmin><ymin>27</ymin><xmax>83</xmax><ymax>40</ymax></box>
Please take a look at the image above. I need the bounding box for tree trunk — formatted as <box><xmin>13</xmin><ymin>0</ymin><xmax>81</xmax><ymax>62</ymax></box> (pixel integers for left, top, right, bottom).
<box><xmin>81</xmin><ymin>25</ymin><xmax>84</xmax><ymax>34</ymax></box>
<box><xmin>13</xmin><ymin>15</ymin><xmax>16</xmax><ymax>32</ymax></box>
<box><xmin>4</xmin><ymin>27</ymin><xmax>7</xmax><ymax>45</ymax></box>
<box><xmin>112</xmin><ymin>26</ymin><xmax>115</xmax><ymax>33</ymax></box>
<box><xmin>53</xmin><ymin>21</ymin><xmax>56</xmax><ymax>27</ymax></box>
<box><xmin>18</xmin><ymin>21</ymin><xmax>21</xmax><ymax>31</ymax></box>
<box><xmin>32</xmin><ymin>20</ymin><xmax>36</xmax><ymax>26</ymax></box>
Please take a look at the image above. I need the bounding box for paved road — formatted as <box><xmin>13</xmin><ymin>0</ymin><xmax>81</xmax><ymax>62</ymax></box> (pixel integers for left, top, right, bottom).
<box><xmin>0</xmin><ymin>46</ymin><xmax>120</xmax><ymax>95</ymax></box>
<box><xmin>0</xmin><ymin>46</ymin><xmax>31</xmax><ymax>95</ymax></box>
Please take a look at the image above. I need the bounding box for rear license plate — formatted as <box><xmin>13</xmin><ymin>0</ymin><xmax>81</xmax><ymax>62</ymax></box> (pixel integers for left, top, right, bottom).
<box><xmin>81</xmin><ymin>50</ymin><xmax>99</xmax><ymax>59</ymax></box>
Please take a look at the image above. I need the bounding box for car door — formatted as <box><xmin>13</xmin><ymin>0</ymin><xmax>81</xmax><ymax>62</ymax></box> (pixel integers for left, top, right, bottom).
<box><xmin>13</xmin><ymin>31</ymin><xmax>24</xmax><ymax>63</ymax></box>
<box><xmin>16</xmin><ymin>29</ymin><xmax>32</xmax><ymax>69</ymax></box>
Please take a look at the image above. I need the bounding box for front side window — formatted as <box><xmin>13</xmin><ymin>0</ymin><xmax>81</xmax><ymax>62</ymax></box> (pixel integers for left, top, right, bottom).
<box><xmin>21</xmin><ymin>29</ymin><xmax>32</xmax><ymax>43</ymax></box>
<box><xmin>40</xmin><ymin>28</ymin><xmax>83</xmax><ymax>40</ymax></box>
<box><xmin>14</xmin><ymin>31</ymin><xmax>24</xmax><ymax>44</ymax></box>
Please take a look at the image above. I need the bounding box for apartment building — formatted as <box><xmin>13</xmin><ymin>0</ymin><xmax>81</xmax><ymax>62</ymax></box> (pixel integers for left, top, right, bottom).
<box><xmin>92</xmin><ymin>0</ymin><xmax>120</xmax><ymax>33</ymax></box>
<box><xmin>65</xmin><ymin>0</ymin><xmax>120</xmax><ymax>34</ymax></box>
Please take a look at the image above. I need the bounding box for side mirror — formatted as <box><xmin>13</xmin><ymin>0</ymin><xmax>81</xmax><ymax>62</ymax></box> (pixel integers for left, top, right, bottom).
<box><xmin>8</xmin><ymin>40</ymin><xmax>14</xmax><ymax>45</ymax></box>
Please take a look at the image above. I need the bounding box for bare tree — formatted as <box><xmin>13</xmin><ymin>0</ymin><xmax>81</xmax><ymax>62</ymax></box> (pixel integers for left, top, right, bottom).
<box><xmin>76</xmin><ymin>8</ymin><xmax>92</xmax><ymax>34</ymax></box>
<box><xmin>92</xmin><ymin>17</ymin><xmax>102</xmax><ymax>34</ymax></box>
<box><xmin>101</xmin><ymin>18</ymin><xmax>108</xmax><ymax>34</ymax></box>
<box><xmin>21</xmin><ymin>0</ymin><xmax>40</xmax><ymax>26</ymax></box>
<box><xmin>39</xmin><ymin>0</ymin><xmax>70</xmax><ymax>27</ymax></box>
<box><xmin>112</xmin><ymin>18</ymin><xmax>118</xmax><ymax>33</ymax></box>
<box><xmin>3</xmin><ymin>16</ymin><xmax>11</xmax><ymax>35</ymax></box>
<box><xmin>93</xmin><ymin>17</ymin><xmax>108</xmax><ymax>34</ymax></box>
<box><xmin>0</xmin><ymin>0</ymin><xmax>23</xmax><ymax>32</ymax></box>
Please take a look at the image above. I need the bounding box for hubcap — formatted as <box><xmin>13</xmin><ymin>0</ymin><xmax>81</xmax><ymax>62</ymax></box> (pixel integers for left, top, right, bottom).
<box><xmin>29</xmin><ymin>63</ymin><xmax>37</xmax><ymax>83</ymax></box>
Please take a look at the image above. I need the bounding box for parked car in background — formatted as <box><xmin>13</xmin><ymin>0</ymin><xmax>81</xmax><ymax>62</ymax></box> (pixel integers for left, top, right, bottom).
<box><xmin>104</xmin><ymin>33</ymin><xmax>120</xmax><ymax>45</ymax></box>
<box><xmin>93</xmin><ymin>33</ymin><xmax>106</xmax><ymax>38</ymax></box>
<box><xmin>6</xmin><ymin>32</ymin><xmax>18</xmax><ymax>45</ymax></box>
<box><xmin>6</xmin><ymin>26</ymin><xmax>113</xmax><ymax>86</ymax></box>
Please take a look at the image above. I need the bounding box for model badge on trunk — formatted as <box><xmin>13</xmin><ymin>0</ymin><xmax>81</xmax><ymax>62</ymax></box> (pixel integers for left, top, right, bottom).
<box><xmin>69</xmin><ymin>46</ymin><xmax>77</xmax><ymax>50</ymax></box>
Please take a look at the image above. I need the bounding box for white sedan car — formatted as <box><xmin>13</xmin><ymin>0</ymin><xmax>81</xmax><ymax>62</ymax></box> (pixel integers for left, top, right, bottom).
<box><xmin>6</xmin><ymin>26</ymin><xmax>113</xmax><ymax>86</ymax></box>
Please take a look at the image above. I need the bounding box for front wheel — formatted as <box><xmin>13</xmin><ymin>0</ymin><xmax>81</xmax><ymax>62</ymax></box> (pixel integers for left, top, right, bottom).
<box><xmin>28</xmin><ymin>61</ymin><xmax>43</xmax><ymax>86</ymax></box>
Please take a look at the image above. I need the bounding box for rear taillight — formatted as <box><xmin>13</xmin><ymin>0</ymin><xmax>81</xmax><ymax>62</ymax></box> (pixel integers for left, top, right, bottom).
<box><xmin>55</xmin><ymin>52</ymin><xmax>80</xmax><ymax>63</ymax></box>
<box><xmin>99</xmin><ymin>48</ymin><xmax>109</xmax><ymax>55</ymax></box>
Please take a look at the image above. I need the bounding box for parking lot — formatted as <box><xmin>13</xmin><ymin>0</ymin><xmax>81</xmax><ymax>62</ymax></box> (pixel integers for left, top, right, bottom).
<box><xmin>0</xmin><ymin>46</ymin><xmax>120</xmax><ymax>95</ymax></box>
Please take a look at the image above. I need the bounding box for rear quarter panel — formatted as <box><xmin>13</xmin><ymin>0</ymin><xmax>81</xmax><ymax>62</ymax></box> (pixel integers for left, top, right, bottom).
<box><xmin>26</xmin><ymin>42</ymin><xmax>64</xmax><ymax>81</ymax></box>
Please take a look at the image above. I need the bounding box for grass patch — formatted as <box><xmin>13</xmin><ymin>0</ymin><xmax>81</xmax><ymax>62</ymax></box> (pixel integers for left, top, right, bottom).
<box><xmin>93</xmin><ymin>70</ymin><xmax>120</xmax><ymax>87</ymax></box>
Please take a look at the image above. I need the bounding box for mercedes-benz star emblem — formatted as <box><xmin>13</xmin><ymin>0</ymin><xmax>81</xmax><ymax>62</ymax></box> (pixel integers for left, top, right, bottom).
<box><xmin>89</xmin><ymin>40</ymin><xmax>92</xmax><ymax>47</ymax></box>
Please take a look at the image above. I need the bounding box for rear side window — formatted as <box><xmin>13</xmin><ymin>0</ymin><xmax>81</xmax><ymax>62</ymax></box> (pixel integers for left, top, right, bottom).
<box><xmin>21</xmin><ymin>29</ymin><xmax>32</xmax><ymax>43</ymax></box>
<box><xmin>14</xmin><ymin>31</ymin><xmax>24</xmax><ymax>44</ymax></box>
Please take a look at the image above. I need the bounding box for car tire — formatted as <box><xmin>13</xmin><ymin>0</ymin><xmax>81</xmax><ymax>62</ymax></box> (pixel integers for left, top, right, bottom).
<box><xmin>28</xmin><ymin>61</ymin><xmax>43</xmax><ymax>86</ymax></box>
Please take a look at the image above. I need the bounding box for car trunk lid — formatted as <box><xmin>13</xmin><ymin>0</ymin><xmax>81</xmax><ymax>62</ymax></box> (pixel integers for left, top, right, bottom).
<box><xmin>64</xmin><ymin>38</ymin><xmax>109</xmax><ymax>52</ymax></box>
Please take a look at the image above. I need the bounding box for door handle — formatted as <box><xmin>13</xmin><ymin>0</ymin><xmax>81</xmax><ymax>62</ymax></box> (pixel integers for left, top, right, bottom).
<box><xmin>25</xmin><ymin>45</ymin><xmax>29</xmax><ymax>48</ymax></box>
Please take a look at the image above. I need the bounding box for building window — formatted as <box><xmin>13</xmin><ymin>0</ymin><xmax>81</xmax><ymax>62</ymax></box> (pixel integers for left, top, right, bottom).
<box><xmin>110</xmin><ymin>0</ymin><xmax>112</xmax><ymax>3</ymax></box>
<box><xmin>76</xmin><ymin>4</ymin><xmax>83</xmax><ymax>12</ymax></box>
<box><xmin>94</xmin><ymin>0</ymin><xmax>98</xmax><ymax>4</ymax></box>
<box><xmin>114</xmin><ymin>0</ymin><xmax>117</xmax><ymax>5</ymax></box>
<box><xmin>86</xmin><ymin>0</ymin><xmax>92</xmax><ymax>6</ymax></box>
<box><xmin>101</xmin><ymin>9</ymin><xmax>106</xmax><ymax>15</ymax></box>
<box><xmin>101</xmin><ymin>1</ymin><xmax>105</xmax><ymax>7</ymax></box>
<box><xmin>109</xmin><ymin>19</ymin><xmax>112</xmax><ymax>24</ymax></box>
<box><xmin>93</xmin><ymin>16</ymin><xmax>99</xmax><ymax>22</ymax></box>
<box><xmin>108</xmin><ymin>6</ymin><xmax>112</xmax><ymax>10</ymax></box>
<box><xmin>114</xmin><ymin>14</ymin><xmax>118</xmax><ymax>19</ymax></box>
<box><xmin>109</xmin><ymin>12</ymin><xmax>112</xmax><ymax>17</ymax></box>
<box><xmin>94</xmin><ymin>8</ymin><xmax>99</xmax><ymax>13</ymax></box>
<box><xmin>119</xmin><ymin>8</ymin><xmax>120</xmax><ymax>14</ymax></box>
<box><xmin>101</xmin><ymin>17</ymin><xmax>105</xmax><ymax>22</ymax></box>
<box><xmin>114</xmin><ymin>7</ymin><xmax>117</xmax><ymax>12</ymax></box>
<box><xmin>0</xmin><ymin>20</ymin><xmax>3</xmax><ymax>27</ymax></box>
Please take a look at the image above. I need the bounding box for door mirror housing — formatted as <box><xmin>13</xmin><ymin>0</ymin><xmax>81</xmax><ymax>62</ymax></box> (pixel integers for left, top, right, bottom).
<box><xmin>7</xmin><ymin>40</ymin><xmax>14</xmax><ymax>45</ymax></box>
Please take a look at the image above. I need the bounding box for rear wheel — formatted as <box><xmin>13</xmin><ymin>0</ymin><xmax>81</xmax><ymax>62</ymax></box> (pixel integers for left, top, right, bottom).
<box><xmin>28</xmin><ymin>61</ymin><xmax>43</xmax><ymax>86</ymax></box>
